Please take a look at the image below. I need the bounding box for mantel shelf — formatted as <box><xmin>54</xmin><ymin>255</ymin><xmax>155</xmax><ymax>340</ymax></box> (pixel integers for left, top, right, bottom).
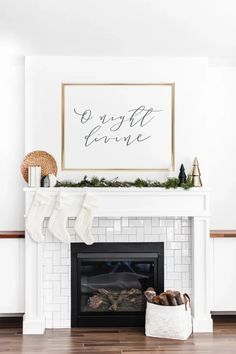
<box><xmin>24</xmin><ymin>187</ymin><xmax>209</xmax><ymax>218</ymax></box>
<box><xmin>24</xmin><ymin>187</ymin><xmax>209</xmax><ymax>193</ymax></box>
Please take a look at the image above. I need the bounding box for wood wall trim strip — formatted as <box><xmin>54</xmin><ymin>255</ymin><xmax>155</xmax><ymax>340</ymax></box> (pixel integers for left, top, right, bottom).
<box><xmin>1</xmin><ymin>230</ymin><xmax>236</xmax><ymax>239</ymax></box>
<box><xmin>210</xmin><ymin>230</ymin><xmax>236</xmax><ymax>238</ymax></box>
<box><xmin>0</xmin><ymin>231</ymin><xmax>25</xmax><ymax>239</ymax></box>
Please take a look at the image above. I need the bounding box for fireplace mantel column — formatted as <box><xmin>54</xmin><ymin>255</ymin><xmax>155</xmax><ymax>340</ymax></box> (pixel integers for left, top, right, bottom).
<box><xmin>23</xmin><ymin>235</ymin><xmax>45</xmax><ymax>334</ymax></box>
<box><xmin>23</xmin><ymin>190</ymin><xmax>45</xmax><ymax>334</ymax></box>
<box><xmin>192</xmin><ymin>216</ymin><xmax>213</xmax><ymax>332</ymax></box>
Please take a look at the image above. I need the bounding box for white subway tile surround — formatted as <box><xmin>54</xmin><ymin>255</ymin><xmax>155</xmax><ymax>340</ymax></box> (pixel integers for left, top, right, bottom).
<box><xmin>42</xmin><ymin>217</ymin><xmax>192</xmax><ymax>328</ymax></box>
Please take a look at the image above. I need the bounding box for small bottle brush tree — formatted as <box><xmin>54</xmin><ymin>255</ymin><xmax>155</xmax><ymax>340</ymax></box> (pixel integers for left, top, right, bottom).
<box><xmin>178</xmin><ymin>164</ymin><xmax>187</xmax><ymax>185</ymax></box>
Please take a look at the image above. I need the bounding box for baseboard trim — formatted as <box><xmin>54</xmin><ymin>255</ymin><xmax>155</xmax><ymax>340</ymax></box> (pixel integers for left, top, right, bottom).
<box><xmin>211</xmin><ymin>311</ymin><xmax>236</xmax><ymax>315</ymax></box>
<box><xmin>0</xmin><ymin>313</ymin><xmax>24</xmax><ymax>317</ymax></box>
<box><xmin>193</xmin><ymin>318</ymin><xmax>213</xmax><ymax>332</ymax></box>
<box><xmin>0</xmin><ymin>316</ymin><xmax>23</xmax><ymax>328</ymax></box>
<box><xmin>23</xmin><ymin>316</ymin><xmax>45</xmax><ymax>334</ymax></box>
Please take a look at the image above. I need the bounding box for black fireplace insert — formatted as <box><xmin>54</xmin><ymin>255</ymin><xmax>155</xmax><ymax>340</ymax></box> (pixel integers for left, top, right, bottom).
<box><xmin>71</xmin><ymin>242</ymin><xmax>164</xmax><ymax>327</ymax></box>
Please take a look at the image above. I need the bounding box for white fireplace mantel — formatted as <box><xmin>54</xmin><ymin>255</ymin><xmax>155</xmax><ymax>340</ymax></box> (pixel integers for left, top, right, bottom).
<box><xmin>23</xmin><ymin>187</ymin><xmax>212</xmax><ymax>334</ymax></box>
<box><xmin>24</xmin><ymin>187</ymin><xmax>210</xmax><ymax>218</ymax></box>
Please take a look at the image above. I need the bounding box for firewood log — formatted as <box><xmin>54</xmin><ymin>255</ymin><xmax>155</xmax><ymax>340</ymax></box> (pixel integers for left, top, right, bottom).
<box><xmin>152</xmin><ymin>295</ymin><xmax>161</xmax><ymax>305</ymax></box>
<box><xmin>97</xmin><ymin>288</ymin><xmax>142</xmax><ymax>311</ymax></box>
<box><xmin>147</xmin><ymin>287</ymin><xmax>155</xmax><ymax>292</ymax></box>
<box><xmin>128</xmin><ymin>288</ymin><xmax>142</xmax><ymax>296</ymax></box>
<box><xmin>173</xmin><ymin>290</ymin><xmax>184</xmax><ymax>305</ymax></box>
<box><xmin>144</xmin><ymin>287</ymin><xmax>156</xmax><ymax>303</ymax></box>
<box><xmin>88</xmin><ymin>295</ymin><xmax>104</xmax><ymax>309</ymax></box>
<box><xmin>98</xmin><ymin>288</ymin><xmax>118</xmax><ymax>311</ymax></box>
<box><xmin>165</xmin><ymin>290</ymin><xmax>178</xmax><ymax>306</ymax></box>
<box><xmin>115</xmin><ymin>288</ymin><xmax>141</xmax><ymax>310</ymax></box>
<box><xmin>159</xmin><ymin>292</ymin><xmax>170</xmax><ymax>306</ymax></box>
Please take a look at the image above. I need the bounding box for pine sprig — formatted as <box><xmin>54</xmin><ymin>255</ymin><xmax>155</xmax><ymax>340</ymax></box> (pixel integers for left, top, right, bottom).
<box><xmin>55</xmin><ymin>176</ymin><xmax>194</xmax><ymax>190</ymax></box>
<box><xmin>160</xmin><ymin>178</ymin><xmax>179</xmax><ymax>189</ymax></box>
<box><xmin>180</xmin><ymin>175</ymin><xmax>194</xmax><ymax>190</ymax></box>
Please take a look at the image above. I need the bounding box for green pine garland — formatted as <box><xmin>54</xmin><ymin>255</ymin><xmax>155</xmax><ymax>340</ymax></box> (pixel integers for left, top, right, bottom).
<box><xmin>56</xmin><ymin>175</ymin><xmax>194</xmax><ymax>190</ymax></box>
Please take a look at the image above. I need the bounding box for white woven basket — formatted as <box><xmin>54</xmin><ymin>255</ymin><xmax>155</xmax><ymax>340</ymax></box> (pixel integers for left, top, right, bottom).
<box><xmin>145</xmin><ymin>302</ymin><xmax>192</xmax><ymax>340</ymax></box>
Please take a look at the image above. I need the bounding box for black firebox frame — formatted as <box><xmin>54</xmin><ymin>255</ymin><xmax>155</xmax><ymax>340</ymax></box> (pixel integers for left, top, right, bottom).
<box><xmin>71</xmin><ymin>242</ymin><xmax>164</xmax><ymax>327</ymax></box>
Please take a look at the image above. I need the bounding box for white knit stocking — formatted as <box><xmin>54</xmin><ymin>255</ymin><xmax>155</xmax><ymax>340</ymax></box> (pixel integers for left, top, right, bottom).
<box><xmin>48</xmin><ymin>191</ymin><xmax>72</xmax><ymax>243</ymax></box>
<box><xmin>25</xmin><ymin>190</ymin><xmax>50</xmax><ymax>242</ymax></box>
<box><xmin>74</xmin><ymin>193</ymin><xmax>98</xmax><ymax>245</ymax></box>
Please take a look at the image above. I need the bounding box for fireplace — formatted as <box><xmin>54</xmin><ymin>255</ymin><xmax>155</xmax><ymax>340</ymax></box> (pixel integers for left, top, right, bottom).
<box><xmin>71</xmin><ymin>242</ymin><xmax>164</xmax><ymax>327</ymax></box>
<box><xmin>24</xmin><ymin>188</ymin><xmax>213</xmax><ymax>334</ymax></box>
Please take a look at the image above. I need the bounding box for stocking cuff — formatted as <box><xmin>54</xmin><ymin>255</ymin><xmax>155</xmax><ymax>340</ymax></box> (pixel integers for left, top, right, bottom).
<box><xmin>55</xmin><ymin>191</ymin><xmax>72</xmax><ymax>209</ymax></box>
<box><xmin>33</xmin><ymin>190</ymin><xmax>51</xmax><ymax>206</ymax></box>
<box><xmin>82</xmin><ymin>193</ymin><xmax>98</xmax><ymax>209</ymax></box>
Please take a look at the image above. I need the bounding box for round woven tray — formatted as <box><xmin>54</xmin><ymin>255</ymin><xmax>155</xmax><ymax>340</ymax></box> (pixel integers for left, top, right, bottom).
<box><xmin>21</xmin><ymin>150</ymin><xmax>58</xmax><ymax>183</ymax></box>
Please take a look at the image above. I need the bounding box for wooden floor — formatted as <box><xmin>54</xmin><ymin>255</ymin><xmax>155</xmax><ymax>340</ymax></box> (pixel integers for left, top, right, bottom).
<box><xmin>0</xmin><ymin>317</ymin><xmax>236</xmax><ymax>353</ymax></box>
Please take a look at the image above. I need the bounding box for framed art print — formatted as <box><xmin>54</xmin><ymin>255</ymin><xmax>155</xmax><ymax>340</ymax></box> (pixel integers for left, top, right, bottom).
<box><xmin>61</xmin><ymin>83</ymin><xmax>175</xmax><ymax>171</ymax></box>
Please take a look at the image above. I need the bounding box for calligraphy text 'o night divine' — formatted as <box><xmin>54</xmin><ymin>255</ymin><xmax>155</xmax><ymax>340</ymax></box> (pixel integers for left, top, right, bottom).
<box><xmin>73</xmin><ymin>105</ymin><xmax>162</xmax><ymax>147</ymax></box>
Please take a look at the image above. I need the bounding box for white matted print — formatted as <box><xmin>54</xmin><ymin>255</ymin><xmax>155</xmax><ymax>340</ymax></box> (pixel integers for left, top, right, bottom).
<box><xmin>62</xmin><ymin>83</ymin><xmax>175</xmax><ymax>171</ymax></box>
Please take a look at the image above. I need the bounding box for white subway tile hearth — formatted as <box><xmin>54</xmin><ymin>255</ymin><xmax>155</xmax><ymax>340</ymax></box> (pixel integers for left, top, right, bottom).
<box><xmin>42</xmin><ymin>216</ymin><xmax>192</xmax><ymax>329</ymax></box>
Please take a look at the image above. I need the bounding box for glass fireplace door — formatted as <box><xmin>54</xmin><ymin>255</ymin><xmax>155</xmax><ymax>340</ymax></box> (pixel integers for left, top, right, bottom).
<box><xmin>71</xmin><ymin>242</ymin><xmax>164</xmax><ymax>327</ymax></box>
<box><xmin>78</xmin><ymin>253</ymin><xmax>157</xmax><ymax>313</ymax></box>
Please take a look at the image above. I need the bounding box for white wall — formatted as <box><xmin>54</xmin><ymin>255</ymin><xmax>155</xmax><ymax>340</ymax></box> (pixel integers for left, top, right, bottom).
<box><xmin>0</xmin><ymin>238</ymin><xmax>24</xmax><ymax>313</ymax></box>
<box><xmin>207</xmin><ymin>66</ymin><xmax>236</xmax><ymax>229</ymax></box>
<box><xmin>25</xmin><ymin>56</ymin><xmax>209</xmax><ymax>183</ymax></box>
<box><xmin>0</xmin><ymin>56</ymin><xmax>25</xmax><ymax>230</ymax></box>
<box><xmin>1</xmin><ymin>0</ymin><xmax>236</xmax><ymax>58</ymax></box>
<box><xmin>1</xmin><ymin>55</ymin><xmax>236</xmax><ymax>230</ymax></box>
